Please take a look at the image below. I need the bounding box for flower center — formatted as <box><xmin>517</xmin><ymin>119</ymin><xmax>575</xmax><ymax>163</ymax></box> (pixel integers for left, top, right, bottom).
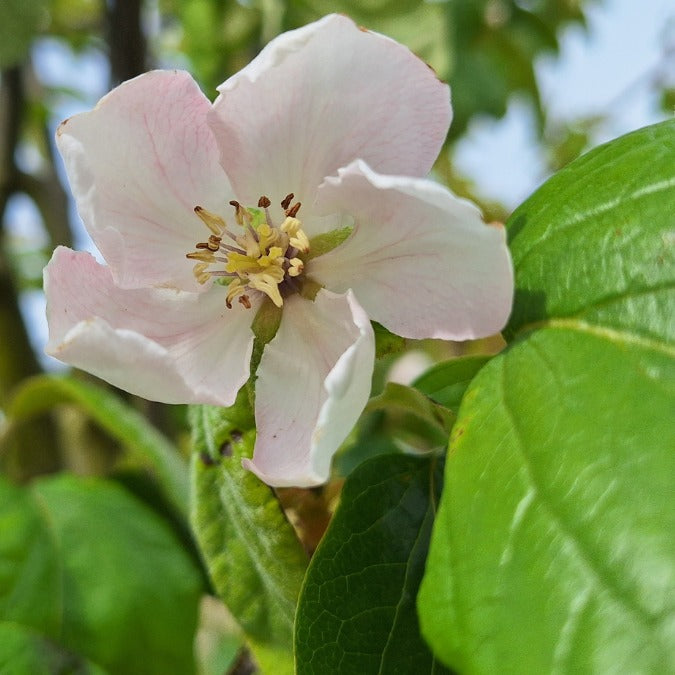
<box><xmin>186</xmin><ymin>193</ymin><xmax>310</xmax><ymax>309</ymax></box>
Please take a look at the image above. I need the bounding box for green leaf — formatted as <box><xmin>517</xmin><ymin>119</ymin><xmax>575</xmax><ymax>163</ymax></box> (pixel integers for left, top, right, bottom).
<box><xmin>419</xmin><ymin>330</ymin><xmax>674</xmax><ymax>673</ymax></box>
<box><xmin>506</xmin><ymin>119</ymin><xmax>675</xmax><ymax>342</ymax></box>
<box><xmin>365</xmin><ymin>381</ymin><xmax>453</xmax><ymax>449</ymax></box>
<box><xmin>413</xmin><ymin>355</ymin><xmax>491</xmax><ymax>409</ymax></box>
<box><xmin>32</xmin><ymin>475</ymin><xmax>205</xmax><ymax>675</ymax></box>
<box><xmin>189</xmin><ymin>404</ymin><xmax>308</xmax><ymax>672</ymax></box>
<box><xmin>418</xmin><ymin>122</ymin><xmax>675</xmax><ymax>673</ymax></box>
<box><xmin>373</xmin><ymin>321</ymin><xmax>407</xmax><ymax>359</ymax></box>
<box><xmin>333</xmin><ymin>409</ymin><xmax>402</xmax><ymax>478</ymax></box>
<box><xmin>295</xmin><ymin>454</ymin><xmax>450</xmax><ymax>674</ymax></box>
<box><xmin>0</xmin><ymin>478</ymin><xmax>60</xmax><ymax>637</ymax></box>
<box><xmin>0</xmin><ymin>622</ymin><xmax>107</xmax><ymax>675</ymax></box>
<box><xmin>8</xmin><ymin>375</ymin><xmax>189</xmax><ymax>517</ymax></box>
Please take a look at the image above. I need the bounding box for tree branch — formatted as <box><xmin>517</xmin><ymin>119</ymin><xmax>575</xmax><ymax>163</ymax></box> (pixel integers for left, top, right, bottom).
<box><xmin>107</xmin><ymin>0</ymin><xmax>147</xmax><ymax>86</ymax></box>
<box><xmin>0</xmin><ymin>66</ymin><xmax>60</xmax><ymax>477</ymax></box>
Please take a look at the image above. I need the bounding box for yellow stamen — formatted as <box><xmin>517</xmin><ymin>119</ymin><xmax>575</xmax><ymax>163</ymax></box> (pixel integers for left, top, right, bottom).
<box><xmin>249</xmin><ymin>273</ymin><xmax>284</xmax><ymax>308</ymax></box>
<box><xmin>189</xmin><ymin>195</ymin><xmax>311</xmax><ymax>307</ymax></box>
<box><xmin>192</xmin><ymin>262</ymin><xmax>212</xmax><ymax>285</ymax></box>
<box><xmin>225</xmin><ymin>252</ymin><xmax>264</xmax><ymax>274</ymax></box>
<box><xmin>258</xmin><ymin>246</ymin><xmax>283</xmax><ymax>267</ymax></box>
<box><xmin>290</xmin><ymin>231</ymin><xmax>310</xmax><ymax>254</ymax></box>
<box><xmin>237</xmin><ymin>229</ymin><xmax>260</xmax><ymax>258</ymax></box>
<box><xmin>229</xmin><ymin>200</ymin><xmax>253</xmax><ymax>226</ymax></box>
<box><xmin>225</xmin><ymin>278</ymin><xmax>246</xmax><ymax>308</ymax></box>
<box><xmin>288</xmin><ymin>258</ymin><xmax>304</xmax><ymax>277</ymax></box>
<box><xmin>258</xmin><ymin>223</ymin><xmax>280</xmax><ymax>250</ymax></box>
<box><xmin>187</xmin><ymin>250</ymin><xmax>215</xmax><ymax>263</ymax></box>
<box><xmin>280</xmin><ymin>216</ymin><xmax>301</xmax><ymax>235</ymax></box>
<box><xmin>194</xmin><ymin>206</ymin><xmax>226</xmax><ymax>235</ymax></box>
<box><xmin>280</xmin><ymin>216</ymin><xmax>310</xmax><ymax>253</ymax></box>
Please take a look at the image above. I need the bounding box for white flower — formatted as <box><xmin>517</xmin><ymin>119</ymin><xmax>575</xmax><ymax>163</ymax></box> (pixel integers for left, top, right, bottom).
<box><xmin>44</xmin><ymin>15</ymin><xmax>513</xmax><ymax>487</ymax></box>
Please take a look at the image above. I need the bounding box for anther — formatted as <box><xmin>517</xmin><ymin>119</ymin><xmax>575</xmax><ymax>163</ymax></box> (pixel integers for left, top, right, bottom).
<box><xmin>207</xmin><ymin>235</ymin><xmax>221</xmax><ymax>251</ymax></box>
<box><xmin>194</xmin><ymin>206</ymin><xmax>225</xmax><ymax>235</ymax></box>
<box><xmin>187</xmin><ymin>251</ymin><xmax>215</xmax><ymax>262</ymax></box>
<box><xmin>258</xmin><ymin>195</ymin><xmax>274</xmax><ymax>228</ymax></box>
<box><xmin>281</xmin><ymin>193</ymin><xmax>294</xmax><ymax>210</ymax></box>
<box><xmin>189</xmin><ymin>191</ymin><xmax>309</xmax><ymax>310</ymax></box>
<box><xmin>229</xmin><ymin>200</ymin><xmax>252</xmax><ymax>226</ymax></box>
<box><xmin>192</xmin><ymin>262</ymin><xmax>211</xmax><ymax>284</ymax></box>
<box><xmin>229</xmin><ymin>200</ymin><xmax>242</xmax><ymax>225</ymax></box>
<box><xmin>286</xmin><ymin>201</ymin><xmax>301</xmax><ymax>218</ymax></box>
<box><xmin>288</xmin><ymin>258</ymin><xmax>304</xmax><ymax>277</ymax></box>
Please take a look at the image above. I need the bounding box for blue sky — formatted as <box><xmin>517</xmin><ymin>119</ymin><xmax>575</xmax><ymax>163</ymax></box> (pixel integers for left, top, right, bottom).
<box><xmin>454</xmin><ymin>0</ymin><xmax>674</xmax><ymax>207</ymax></box>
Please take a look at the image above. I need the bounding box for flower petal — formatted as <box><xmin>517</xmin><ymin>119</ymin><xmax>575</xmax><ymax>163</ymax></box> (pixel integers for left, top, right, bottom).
<box><xmin>243</xmin><ymin>290</ymin><xmax>374</xmax><ymax>487</ymax></box>
<box><xmin>310</xmin><ymin>160</ymin><xmax>514</xmax><ymax>340</ymax></box>
<box><xmin>56</xmin><ymin>70</ymin><xmax>232</xmax><ymax>291</ymax></box>
<box><xmin>44</xmin><ymin>247</ymin><xmax>255</xmax><ymax>406</ymax></box>
<box><xmin>209</xmin><ymin>14</ymin><xmax>450</xmax><ymax>214</ymax></box>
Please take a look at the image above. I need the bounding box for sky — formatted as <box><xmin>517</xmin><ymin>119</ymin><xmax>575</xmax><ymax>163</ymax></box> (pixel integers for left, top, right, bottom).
<box><xmin>454</xmin><ymin>0</ymin><xmax>674</xmax><ymax>208</ymax></box>
<box><xmin>8</xmin><ymin>0</ymin><xmax>675</xmax><ymax>368</ymax></box>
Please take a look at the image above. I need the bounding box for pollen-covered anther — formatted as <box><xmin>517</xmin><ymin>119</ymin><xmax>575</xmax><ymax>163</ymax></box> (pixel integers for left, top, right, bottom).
<box><xmin>186</xmin><ymin>250</ymin><xmax>215</xmax><ymax>263</ymax></box>
<box><xmin>281</xmin><ymin>216</ymin><xmax>310</xmax><ymax>253</ymax></box>
<box><xmin>207</xmin><ymin>235</ymin><xmax>221</xmax><ymax>251</ymax></box>
<box><xmin>287</xmin><ymin>258</ymin><xmax>304</xmax><ymax>277</ymax></box>
<box><xmin>229</xmin><ymin>200</ymin><xmax>253</xmax><ymax>226</ymax></box>
<box><xmin>249</xmin><ymin>272</ymin><xmax>284</xmax><ymax>308</ymax></box>
<box><xmin>194</xmin><ymin>205</ymin><xmax>225</xmax><ymax>234</ymax></box>
<box><xmin>225</xmin><ymin>278</ymin><xmax>246</xmax><ymax>308</ymax></box>
<box><xmin>192</xmin><ymin>262</ymin><xmax>212</xmax><ymax>285</ymax></box>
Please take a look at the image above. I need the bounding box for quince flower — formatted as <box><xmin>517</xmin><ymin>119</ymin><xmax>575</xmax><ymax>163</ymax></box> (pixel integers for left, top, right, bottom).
<box><xmin>44</xmin><ymin>15</ymin><xmax>513</xmax><ymax>487</ymax></box>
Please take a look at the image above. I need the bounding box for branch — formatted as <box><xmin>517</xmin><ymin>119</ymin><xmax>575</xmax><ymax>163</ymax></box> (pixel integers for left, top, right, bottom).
<box><xmin>107</xmin><ymin>0</ymin><xmax>147</xmax><ymax>86</ymax></box>
<box><xmin>0</xmin><ymin>65</ymin><xmax>60</xmax><ymax>478</ymax></box>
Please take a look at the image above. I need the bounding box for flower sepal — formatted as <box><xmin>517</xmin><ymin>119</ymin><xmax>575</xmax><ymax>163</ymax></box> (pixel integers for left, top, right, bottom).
<box><xmin>306</xmin><ymin>225</ymin><xmax>353</xmax><ymax>260</ymax></box>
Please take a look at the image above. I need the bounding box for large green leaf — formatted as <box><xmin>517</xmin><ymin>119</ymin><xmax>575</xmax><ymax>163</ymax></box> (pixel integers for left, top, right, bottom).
<box><xmin>506</xmin><ymin>119</ymin><xmax>675</xmax><ymax>342</ymax></box>
<box><xmin>418</xmin><ymin>121</ymin><xmax>675</xmax><ymax>673</ymax></box>
<box><xmin>295</xmin><ymin>454</ymin><xmax>450</xmax><ymax>674</ymax></box>
<box><xmin>0</xmin><ymin>478</ymin><xmax>60</xmax><ymax>637</ymax></box>
<box><xmin>189</xmin><ymin>403</ymin><xmax>308</xmax><ymax>673</ymax></box>
<box><xmin>8</xmin><ymin>375</ymin><xmax>188</xmax><ymax>516</ymax></box>
<box><xmin>32</xmin><ymin>475</ymin><xmax>205</xmax><ymax>675</ymax></box>
<box><xmin>0</xmin><ymin>622</ymin><xmax>107</xmax><ymax>675</ymax></box>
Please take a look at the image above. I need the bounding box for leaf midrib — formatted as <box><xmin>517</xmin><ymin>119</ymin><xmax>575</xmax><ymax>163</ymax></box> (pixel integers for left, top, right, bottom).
<box><xmin>513</xmin><ymin>318</ymin><xmax>675</xmax><ymax>357</ymax></box>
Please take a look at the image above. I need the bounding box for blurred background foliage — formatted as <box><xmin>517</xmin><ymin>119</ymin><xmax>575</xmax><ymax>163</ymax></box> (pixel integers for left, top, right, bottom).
<box><xmin>0</xmin><ymin>0</ymin><xmax>672</xmax><ymax>672</ymax></box>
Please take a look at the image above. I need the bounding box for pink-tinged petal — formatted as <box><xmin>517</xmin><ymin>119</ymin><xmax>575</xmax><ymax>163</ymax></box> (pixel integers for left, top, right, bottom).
<box><xmin>209</xmin><ymin>14</ymin><xmax>450</xmax><ymax>213</ymax></box>
<box><xmin>56</xmin><ymin>70</ymin><xmax>232</xmax><ymax>291</ymax></box>
<box><xmin>44</xmin><ymin>247</ymin><xmax>255</xmax><ymax>406</ymax></box>
<box><xmin>243</xmin><ymin>290</ymin><xmax>374</xmax><ymax>487</ymax></box>
<box><xmin>311</xmin><ymin>161</ymin><xmax>514</xmax><ymax>340</ymax></box>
